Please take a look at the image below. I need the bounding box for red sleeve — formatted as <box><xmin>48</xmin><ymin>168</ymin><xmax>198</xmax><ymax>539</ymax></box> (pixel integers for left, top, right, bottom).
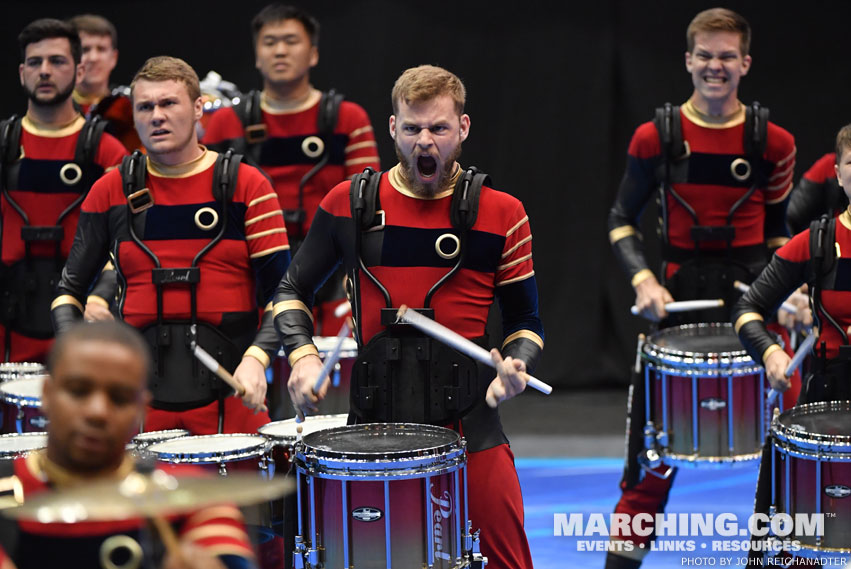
<box><xmin>775</xmin><ymin>228</ymin><xmax>810</xmax><ymax>263</ymax></box>
<box><xmin>95</xmin><ymin>131</ymin><xmax>129</xmax><ymax>170</ymax></box>
<box><xmin>81</xmin><ymin>168</ymin><xmax>122</xmax><ymax>214</ymax></box>
<box><xmin>764</xmin><ymin>122</ymin><xmax>796</xmax><ymax>205</ymax></box>
<box><xmin>339</xmin><ymin>101</ymin><xmax>381</xmax><ymax>178</ymax></box>
<box><xmin>237</xmin><ymin>164</ymin><xmax>290</xmax><ymax>258</ymax></box>
<box><xmin>496</xmin><ymin>199</ymin><xmax>535</xmax><ymax>286</ymax></box>
<box><xmin>626</xmin><ymin>120</ymin><xmax>661</xmax><ymax>160</ymax></box>
<box><xmin>803</xmin><ymin>152</ymin><xmax>837</xmax><ymax>184</ymax></box>
<box><xmin>179</xmin><ymin>504</ymin><xmax>257</xmax><ymax>561</ymax></box>
<box><xmin>201</xmin><ymin>107</ymin><xmax>244</xmax><ymax>145</ymax></box>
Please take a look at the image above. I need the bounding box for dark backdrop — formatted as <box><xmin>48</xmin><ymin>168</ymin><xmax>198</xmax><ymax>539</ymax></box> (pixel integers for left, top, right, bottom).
<box><xmin>1</xmin><ymin>1</ymin><xmax>845</xmax><ymax>388</ymax></box>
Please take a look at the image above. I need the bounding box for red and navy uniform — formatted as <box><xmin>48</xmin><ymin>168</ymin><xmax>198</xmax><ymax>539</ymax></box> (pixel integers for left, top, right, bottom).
<box><xmin>0</xmin><ymin>114</ymin><xmax>126</xmax><ymax>363</ymax></box>
<box><xmin>274</xmin><ymin>164</ymin><xmax>543</xmax><ymax>569</ymax></box>
<box><xmin>605</xmin><ymin>100</ymin><xmax>797</xmax><ymax>561</ymax></box>
<box><xmin>0</xmin><ymin>452</ymin><xmax>257</xmax><ymax>568</ymax></box>
<box><xmin>786</xmin><ymin>152</ymin><xmax>846</xmax><ymax>235</ymax></box>
<box><xmin>203</xmin><ymin>90</ymin><xmax>380</xmax><ymax>241</ymax></box>
<box><xmin>51</xmin><ymin>149</ymin><xmax>290</xmax><ymax>434</ymax></box>
<box><xmin>75</xmin><ymin>89</ymin><xmax>143</xmax><ymax>153</ymax></box>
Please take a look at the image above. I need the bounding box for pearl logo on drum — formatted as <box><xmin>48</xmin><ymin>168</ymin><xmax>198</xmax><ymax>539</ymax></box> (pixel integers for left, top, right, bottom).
<box><xmin>824</xmin><ymin>485</ymin><xmax>851</xmax><ymax>499</ymax></box>
<box><xmin>351</xmin><ymin>507</ymin><xmax>382</xmax><ymax>522</ymax></box>
<box><xmin>699</xmin><ymin>398</ymin><xmax>727</xmax><ymax>412</ymax></box>
<box><xmin>430</xmin><ymin>484</ymin><xmax>453</xmax><ymax>562</ymax></box>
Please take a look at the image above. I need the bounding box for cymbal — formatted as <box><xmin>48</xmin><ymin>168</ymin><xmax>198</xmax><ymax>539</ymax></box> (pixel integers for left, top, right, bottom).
<box><xmin>3</xmin><ymin>471</ymin><xmax>293</xmax><ymax>523</ymax></box>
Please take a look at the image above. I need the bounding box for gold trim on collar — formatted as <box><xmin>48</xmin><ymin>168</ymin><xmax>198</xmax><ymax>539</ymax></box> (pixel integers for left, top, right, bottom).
<box><xmin>260</xmin><ymin>88</ymin><xmax>322</xmax><ymax>115</ymax></box>
<box><xmin>21</xmin><ymin>114</ymin><xmax>85</xmax><ymax>138</ymax></box>
<box><xmin>30</xmin><ymin>450</ymin><xmax>136</xmax><ymax>489</ymax></box>
<box><xmin>840</xmin><ymin>208</ymin><xmax>851</xmax><ymax>232</ymax></box>
<box><xmin>148</xmin><ymin>147</ymin><xmax>218</xmax><ymax>178</ymax></box>
<box><xmin>681</xmin><ymin>98</ymin><xmax>746</xmax><ymax>129</ymax></box>
<box><xmin>388</xmin><ymin>164</ymin><xmax>460</xmax><ymax>200</ymax></box>
<box><xmin>72</xmin><ymin>90</ymin><xmax>103</xmax><ymax>107</ymax></box>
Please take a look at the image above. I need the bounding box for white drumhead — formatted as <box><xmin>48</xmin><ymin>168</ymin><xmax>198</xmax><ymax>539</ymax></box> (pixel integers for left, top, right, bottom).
<box><xmin>259</xmin><ymin>414</ymin><xmax>348</xmax><ymax>441</ymax></box>
<box><xmin>312</xmin><ymin>336</ymin><xmax>358</xmax><ymax>355</ymax></box>
<box><xmin>149</xmin><ymin>434</ymin><xmax>266</xmax><ymax>455</ymax></box>
<box><xmin>0</xmin><ymin>377</ymin><xmax>45</xmax><ymax>400</ymax></box>
<box><xmin>0</xmin><ymin>433</ymin><xmax>47</xmax><ymax>454</ymax></box>
<box><xmin>132</xmin><ymin>429</ymin><xmax>190</xmax><ymax>443</ymax></box>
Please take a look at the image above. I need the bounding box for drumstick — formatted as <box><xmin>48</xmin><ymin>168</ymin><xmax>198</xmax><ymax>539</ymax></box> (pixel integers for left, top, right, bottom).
<box><xmin>630</xmin><ymin>299</ymin><xmax>724</xmax><ymax>316</ymax></box>
<box><xmin>395</xmin><ymin>305</ymin><xmax>553</xmax><ymax>395</ymax></box>
<box><xmin>767</xmin><ymin>333</ymin><xmax>817</xmax><ymax>405</ymax></box>
<box><xmin>312</xmin><ymin>321</ymin><xmax>351</xmax><ymax>394</ymax></box>
<box><xmin>334</xmin><ymin>301</ymin><xmax>352</xmax><ymax>318</ymax></box>
<box><xmin>151</xmin><ymin>515</ymin><xmax>185</xmax><ymax>563</ymax></box>
<box><xmin>733</xmin><ymin>280</ymin><xmax>798</xmax><ymax>314</ymax></box>
<box><xmin>192</xmin><ymin>343</ymin><xmax>268</xmax><ymax>413</ymax></box>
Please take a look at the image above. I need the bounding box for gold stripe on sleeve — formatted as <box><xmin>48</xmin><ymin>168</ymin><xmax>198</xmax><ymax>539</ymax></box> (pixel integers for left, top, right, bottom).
<box><xmin>734</xmin><ymin>312</ymin><xmax>764</xmax><ymax>334</ymax></box>
<box><xmin>608</xmin><ymin>225</ymin><xmax>637</xmax><ymax>244</ymax></box>
<box><xmin>502</xmin><ymin>330</ymin><xmax>544</xmax><ymax>350</ymax></box>
<box><xmin>273</xmin><ymin>300</ymin><xmax>314</xmax><ymax>321</ymax></box>
<box><xmin>762</xmin><ymin>344</ymin><xmax>783</xmax><ymax>363</ymax></box>
<box><xmin>50</xmin><ymin>295</ymin><xmax>83</xmax><ymax>312</ymax></box>
<box><xmin>243</xmin><ymin>346</ymin><xmax>271</xmax><ymax>369</ymax></box>
<box><xmin>288</xmin><ymin>344</ymin><xmax>320</xmax><ymax>367</ymax></box>
<box><xmin>630</xmin><ymin>269</ymin><xmax>654</xmax><ymax>288</ymax></box>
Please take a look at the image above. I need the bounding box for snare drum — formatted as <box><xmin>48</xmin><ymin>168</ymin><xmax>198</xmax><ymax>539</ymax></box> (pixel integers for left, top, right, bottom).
<box><xmin>272</xmin><ymin>337</ymin><xmax>358</xmax><ymax>419</ymax></box>
<box><xmin>0</xmin><ymin>376</ymin><xmax>47</xmax><ymax>433</ymax></box>
<box><xmin>0</xmin><ymin>432</ymin><xmax>47</xmax><ymax>460</ymax></box>
<box><xmin>771</xmin><ymin>402</ymin><xmax>851</xmax><ymax>556</ymax></box>
<box><xmin>0</xmin><ymin>363</ymin><xmax>45</xmax><ymax>382</ymax></box>
<box><xmin>130</xmin><ymin>429</ymin><xmax>191</xmax><ymax>452</ymax></box>
<box><xmin>642</xmin><ymin>323</ymin><xmax>775</xmax><ymax>467</ymax></box>
<box><xmin>147</xmin><ymin>434</ymin><xmax>270</xmax><ymax>477</ymax></box>
<box><xmin>258</xmin><ymin>414</ymin><xmax>349</xmax><ymax>468</ymax></box>
<box><xmin>294</xmin><ymin>423</ymin><xmax>484</xmax><ymax>568</ymax></box>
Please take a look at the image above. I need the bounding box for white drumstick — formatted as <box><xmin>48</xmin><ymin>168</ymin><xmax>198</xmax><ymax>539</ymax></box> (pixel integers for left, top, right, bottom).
<box><xmin>395</xmin><ymin>306</ymin><xmax>553</xmax><ymax>395</ymax></box>
<box><xmin>630</xmin><ymin>299</ymin><xmax>724</xmax><ymax>316</ymax></box>
<box><xmin>192</xmin><ymin>343</ymin><xmax>268</xmax><ymax>413</ymax></box>
<box><xmin>312</xmin><ymin>321</ymin><xmax>351</xmax><ymax>394</ymax></box>
<box><xmin>733</xmin><ymin>280</ymin><xmax>798</xmax><ymax>315</ymax></box>
<box><xmin>334</xmin><ymin>301</ymin><xmax>352</xmax><ymax>318</ymax></box>
<box><xmin>767</xmin><ymin>333</ymin><xmax>817</xmax><ymax>404</ymax></box>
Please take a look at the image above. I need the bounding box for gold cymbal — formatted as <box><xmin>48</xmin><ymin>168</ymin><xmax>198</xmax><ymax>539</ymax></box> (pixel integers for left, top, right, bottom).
<box><xmin>3</xmin><ymin>471</ymin><xmax>293</xmax><ymax>523</ymax></box>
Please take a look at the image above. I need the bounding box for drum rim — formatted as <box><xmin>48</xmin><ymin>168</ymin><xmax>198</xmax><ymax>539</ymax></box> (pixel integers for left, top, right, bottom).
<box><xmin>258</xmin><ymin>414</ymin><xmax>348</xmax><ymax>441</ymax></box>
<box><xmin>642</xmin><ymin>323</ymin><xmax>756</xmax><ymax>369</ymax></box>
<box><xmin>300</xmin><ymin>423</ymin><xmax>461</xmax><ymax>458</ymax></box>
<box><xmin>0</xmin><ymin>432</ymin><xmax>48</xmax><ymax>457</ymax></box>
<box><xmin>772</xmin><ymin>401</ymin><xmax>851</xmax><ymax>449</ymax></box>
<box><xmin>148</xmin><ymin>433</ymin><xmax>268</xmax><ymax>463</ymax></box>
<box><xmin>132</xmin><ymin>429</ymin><xmax>192</xmax><ymax>442</ymax></box>
<box><xmin>0</xmin><ymin>376</ymin><xmax>44</xmax><ymax>406</ymax></box>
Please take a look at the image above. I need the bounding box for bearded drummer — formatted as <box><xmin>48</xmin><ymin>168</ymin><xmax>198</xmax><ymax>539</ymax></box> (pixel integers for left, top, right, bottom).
<box><xmin>51</xmin><ymin>56</ymin><xmax>290</xmax><ymax>435</ymax></box>
<box><xmin>604</xmin><ymin>8</ymin><xmax>798</xmax><ymax>569</ymax></box>
<box><xmin>734</xmin><ymin>124</ymin><xmax>851</xmax><ymax>562</ymax></box>
<box><xmin>274</xmin><ymin>64</ymin><xmax>542</xmax><ymax>569</ymax></box>
<box><xmin>0</xmin><ymin>320</ymin><xmax>259</xmax><ymax>568</ymax></box>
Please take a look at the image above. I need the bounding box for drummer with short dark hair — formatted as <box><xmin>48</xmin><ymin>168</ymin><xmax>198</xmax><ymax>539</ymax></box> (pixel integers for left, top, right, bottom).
<box><xmin>604</xmin><ymin>8</ymin><xmax>797</xmax><ymax>568</ymax></box>
<box><xmin>0</xmin><ymin>320</ymin><xmax>259</xmax><ymax>568</ymax></box>
<box><xmin>274</xmin><ymin>64</ymin><xmax>542</xmax><ymax>569</ymax></box>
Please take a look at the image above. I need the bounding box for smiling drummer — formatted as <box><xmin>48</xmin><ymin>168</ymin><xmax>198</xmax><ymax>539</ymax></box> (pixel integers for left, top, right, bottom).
<box><xmin>50</xmin><ymin>56</ymin><xmax>290</xmax><ymax>435</ymax></box>
<box><xmin>274</xmin><ymin>64</ymin><xmax>543</xmax><ymax>569</ymax></box>
<box><xmin>604</xmin><ymin>8</ymin><xmax>798</xmax><ymax>569</ymax></box>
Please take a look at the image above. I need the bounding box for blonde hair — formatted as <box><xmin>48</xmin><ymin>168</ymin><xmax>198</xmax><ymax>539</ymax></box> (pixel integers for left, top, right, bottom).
<box><xmin>391</xmin><ymin>65</ymin><xmax>466</xmax><ymax>115</ymax></box>
<box><xmin>686</xmin><ymin>8</ymin><xmax>751</xmax><ymax>56</ymax></box>
<box><xmin>835</xmin><ymin>124</ymin><xmax>851</xmax><ymax>164</ymax></box>
<box><xmin>130</xmin><ymin>56</ymin><xmax>200</xmax><ymax>101</ymax></box>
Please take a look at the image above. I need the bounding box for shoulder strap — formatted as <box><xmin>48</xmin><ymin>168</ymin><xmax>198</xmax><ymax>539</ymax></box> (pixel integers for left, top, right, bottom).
<box><xmin>0</xmin><ymin>116</ymin><xmax>22</xmax><ymax>165</ymax></box>
<box><xmin>236</xmin><ymin>89</ymin><xmax>263</xmax><ymax>130</ymax></box>
<box><xmin>653</xmin><ymin>103</ymin><xmax>686</xmax><ymax>163</ymax></box>
<box><xmin>73</xmin><ymin>115</ymin><xmax>108</xmax><ymax>165</ymax></box>
<box><xmin>809</xmin><ymin>213</ymin><xmax>836</xmax><ymax>285</ymax></box>
<box><xmin>349</xmin><ymin>167</ymin><xmax>381</xmax><ymax>228</ymax></box>
<box><xmin>211</xmin><ymin>150</ymin><xmax>242</xmax><ymax>202</ymax></box>
<box><xmin>450</xmin><ymin>166</ymin><xmax>489</xmax><ymax>231</ymax></box>
<box><xmin>119</xmin><ymin>151</ymin><xmax>147</xmax><ymax>197</ymax></box>
<box><xmin>316</xmin><ymin>89</ymin><xmax>344</xmax><ymax>136</ymax></box>
<box><xmin>743</xmin><ymin>102</ymin><xmax>769</xmax><ymax>162</ymax></box>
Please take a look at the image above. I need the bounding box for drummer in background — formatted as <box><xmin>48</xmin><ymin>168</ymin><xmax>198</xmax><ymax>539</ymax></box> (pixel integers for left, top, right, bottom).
<box><xmin>734</xmin><ymin>123</ymin><xmax>851</xmax><ymax>562</ymax></box>
<box><xmin>604</xmin><ymin>8</ymin><xmax>797</xmax><ymax>568</ymax></box>
<box><xmin>274</xmin><ymin>64</ymin><xmax>541</xmax><ymax>569</ymax></box>
<box><xmin>0</xmin><ymin>320</ymin><xmax>259</xmax><ymax>568</ymax></box>
<box><xmin>50</xmin><ymin>56</ymin><xmax>290</xmax><ymax>435</ymax></box>
<box><xmin>202</xmin><ymin>3</ymin><xmax>380</xmax><ymax>334</ymax></box>
<box><xmin>68</xmin><ymin>14</ymin><xmax>141</xmax><ymax>152</ymax></box>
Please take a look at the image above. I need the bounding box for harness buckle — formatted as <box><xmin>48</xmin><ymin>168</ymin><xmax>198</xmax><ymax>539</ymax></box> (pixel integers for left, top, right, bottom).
<box><xmin>244</xmin><ymin>123</ymin><xmax>268</xmax><ymax>144</ymax></box>
<box><xmin>127</xmin><ymin>188</ymin><xmax>154</xmax><ymax>214</ymax></box>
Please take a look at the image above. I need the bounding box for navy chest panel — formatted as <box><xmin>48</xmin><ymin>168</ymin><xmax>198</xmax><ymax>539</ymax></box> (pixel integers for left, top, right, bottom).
<box><xmin>370</xmin><ymin>225</ymin><xmax>504</xmax><ymax>272</ymax></box>
<box><xmin>669</xmin><ymin>152</ymin><xmax>773</xmax><ymax>188</ymax></box>
<box><xmin>14</xmin><ymin>157</ymin><xmax>104</xmax><ymax>193</ymax></box>
<box><xmin>258</xmin><ymin>133</ymin><xmax>347</xmax><ymax>167</ymax></box>
<box><xmin>109</xmin><ymin>201</ymin><xmax>248</xmax><ymax>242</ymax></box>
<box><xmin>830</xmin><ymin>258</ymin><xmax>851</xmax><ymax>291</ymax></box>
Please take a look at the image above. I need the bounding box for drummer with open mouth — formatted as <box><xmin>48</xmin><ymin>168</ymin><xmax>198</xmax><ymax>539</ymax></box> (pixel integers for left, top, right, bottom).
<box><xmin>604</xmin><ymin>8</ymin><xmax>797</xmax><ymax>568</ymax></box>
<box><xmin>274</xmin><ymin>64</ymin><xmax>543</xmax><ymax>569</ymax></box>
<box><xmin>734</xmin><ymin>123</ymin><xmax>851</xmax><ymax>562</ymax></box>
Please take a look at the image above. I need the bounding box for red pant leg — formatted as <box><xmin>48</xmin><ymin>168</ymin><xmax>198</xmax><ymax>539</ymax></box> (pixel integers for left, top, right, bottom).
<box><xmin>467</xmin><ymin>444</ymin><xmax>533</xmax><ymax>569</ymax></box>
<box><xmin>1</xmin><ymin>326</ymin><xmax>51</xmax><ymax>363</ymax></box>
<box><xmin>612</xmin><ymin>467</ymin><xmax>676</xmax><ymax>547</ymax></box>
<box><xmin>766</xmin><ymin>324</ymin><xmax>801</xmax><ymax>409</ymax></box>
<box><xmin>145</xmin><ymin>397</ymin><xmax>270</xmax><ymax>435</ymax></box>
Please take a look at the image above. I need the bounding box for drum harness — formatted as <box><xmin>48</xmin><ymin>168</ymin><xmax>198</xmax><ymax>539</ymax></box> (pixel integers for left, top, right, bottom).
<box><xmin>120</xmin><ymin>149</ymin><xmax>253</xmax><ymax>431</ymax></box>
<box><xmin>654</xmin><ymin>102</ymin><xmax>770</xmax><ymax>315</ymax></box>
<box><xmin>346</xmin><ymin>166</ymin><xmax>494</xmax><ymax>427</ymax></box>
<box><xmin>0</xmin><ymin>115</ymin><xmax>107</xmax><ymax>359</ymax></box>
<box><xmin>233</xmin><ymin>88</ymin><xmax>343</xmax><ymax>243</ymax></box>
